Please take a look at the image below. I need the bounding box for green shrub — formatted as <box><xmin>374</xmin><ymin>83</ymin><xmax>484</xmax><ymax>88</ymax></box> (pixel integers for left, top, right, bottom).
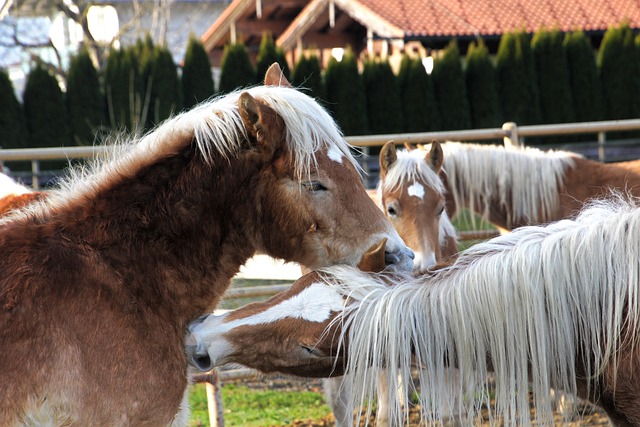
<box><xmin>563</xmin><ymin>30</ymin><xmax>604</xmax><ymax>122</ymax></box>
<box><xmin>496</xmin><ymin>30</ymin><xmax>541</xmax><ymax>125</ymax></box>
<box><xmin>432</xmin><ymin>40</ymin><xmax>471</xmax><ymax>130</ymax></box>
<box><xmin>0</xmin><ymin>69</ymin><xmax>29</xmax><ymax>149</ymax></box>
<box><xmin>465</xmin><ymin>39</ymin><xmax>501</xmax><ymax>129</ymax></box>
<box><xmin>104</xmin><ymin>46</ymin><xmax>143</xmax><ymax>131</ymax></box>
<box><xmin>532</xmin><ymin>29</ymin><xmax>574</xmax><ymax>125</ymax></box>
<box><xmin>66</xmin><ymin>48</ymin><xmax>104</xmax><ymax>145</ymax></box>
<box><xmin>218</xmin><ymin>42</ymin><xmax>255</xmax><ymax>93</ymax></box>
<box><xmin>397</xmin><ymin>54</ymin><xmax>441</xmax><ymax>132</ymax></box>
<box><xmin>362</xmin><ymin>58</ymin><xmax>403</xmax><ymax>134</ymax></box>
<box><xmin>255</xmin><ymin>32</ymin><xmax>290</xmax><ymax>83</ymax></box>
<box><xmin>324</xmin><ymin>48</ymin><xmax>368</xmax><ymax>135</ymax></box>
<box><xmin>182</xmin><ymin>35</ymin><xmax>215</xmax><ymax>109</ymax></box>
<box><xmin>146</xmin><ymin>46</ymin><xmax>181</xmax><ymax>127</ymax></box>
<box><xmin>291</xmin><ymin>53</ymin><xmax>324</xmax><ymax>101</ymax></box>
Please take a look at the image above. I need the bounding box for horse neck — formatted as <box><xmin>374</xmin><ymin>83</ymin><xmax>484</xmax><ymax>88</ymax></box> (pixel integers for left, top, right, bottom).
<box><xmin>53</xmin><ymin>145</ymin><xmax>263</xmax><ymax>322</ymax></box>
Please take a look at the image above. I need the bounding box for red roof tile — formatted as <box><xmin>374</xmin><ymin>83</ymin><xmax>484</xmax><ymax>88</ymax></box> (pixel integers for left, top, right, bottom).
<box><xmin>357</xmin><ymin>0</ymin><xmax>640</xmax><ymax>38</ymax></box>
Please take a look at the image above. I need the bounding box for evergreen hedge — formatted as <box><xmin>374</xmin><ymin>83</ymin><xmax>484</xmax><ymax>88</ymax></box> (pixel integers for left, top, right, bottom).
<box><xmin>23</xmin><ymin>63</ymin><xmax>71</xmax><ymax>148</ymax></box>
<box><xmin>465</xmin><ymin>39</ymin><xmax>501</xmax><ymax>129</ymax></box>
<box><xmin>104</xmin><ymin>46</ymin><xmax>143</xmax><ymax>131</ymax></box>
<box><xmin>255</xmin><ymin>32</ymin><xmax>290</xmax><ymax>83</ymax></box>
<box><xmin>218</xmin><ymin>42</ymin><xmax>255</xmax><ymax>94</ymax></box>
<box><xmin>0</xmin><ymin>69</ymin><xmax>29</xmax><ymax>149</ymax></box>
<box><xmin>324</xmin><ymin>48</ymin><xmax>368</xmax><ymax>136</ymax></box>
<box><xmin>496</xmin><ymin>30</ymin><xmax>541</xmax><ymax>125</ymax></box>
<box><xmin>146</xmin><ymin>46</ymin><xmax>181</xmax><ymax>127</ymax></box>
<box><xmin>598</xmin><ymin>23</ymin><xmax>640</xmax><ymax>120</ymax></box>
<box><xmin>291</xmin><ymin>53</ymin><xmax>324</xmax><ymax>101</ymax></box>
<box><xmin>397</xmin><ymin>55</ymin><xmax>441</xmax><ymax>132</ymax></box>
<box><xmin>182</xmin><ymin>35</ymin><xmax>215</xmax><ymax>109</ymax></box>
<box><xmin>432</xmin><ymin>40</ymin><xmax>471</xmax><ymax>130</ymax></box>
<box><xmin>532</xmin><ymin>29</ymin><xmax>574</xmax><ymax>125</ymax></box>
<box><xmin>66</xmin><ymin>48</ymin><xmax>104</xmax><ymax>145</ymax></box>
<box><xmin>563</xmin><ymin>31</ymin><xmax>604</xmax><ymax>122</ymax></box>
<box><xmin>362</xmin><ymin>58</ymin><xmax>403</xmax><ymax>134</ymax></box>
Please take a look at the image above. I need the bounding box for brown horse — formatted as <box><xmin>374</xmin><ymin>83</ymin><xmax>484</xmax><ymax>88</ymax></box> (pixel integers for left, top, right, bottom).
<box><xmin>0</xmin><ymin>172</ymin><xmax>42</xmax><ymax>215</ymax></box>
<box><xmin>438</xmin><ymin>141</ymin><xmax>640</xmax><ymax>230</ymax></box>
<box><xmin>187</xmin><ymin>196</ymin><xmax>640</xmax><ymax>426</ymax></box>
<box><xmin>0</xmin><ymin>64</ymin><xmax>413</xmax><ymax>426</ymax></box>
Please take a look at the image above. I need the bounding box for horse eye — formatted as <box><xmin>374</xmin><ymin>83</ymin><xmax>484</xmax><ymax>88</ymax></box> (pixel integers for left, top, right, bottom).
<box><xmin>301</xmin><ymin>345</ymin><xmax>323</xmax><ymax>357</ymax></box>
<box><xmin>304</xmin><ymin>181</ymin><xmax>327</xmax><ymax>192</ymax></box>
<box><xmin>436</xmin><ymin>205</ymin><xmax>445</xmax><ymax>216</ymax></box>
<box><xmin>387</xmin><ymin>206</ymin><xmax>397</xmax><ymax>216</ymax></box>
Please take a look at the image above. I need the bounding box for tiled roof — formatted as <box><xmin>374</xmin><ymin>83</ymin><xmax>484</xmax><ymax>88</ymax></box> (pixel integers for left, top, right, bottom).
<box><xmin>357</xmin><ymin>0</ymin><xmax>640</xmax><ymax>38</ymax></box>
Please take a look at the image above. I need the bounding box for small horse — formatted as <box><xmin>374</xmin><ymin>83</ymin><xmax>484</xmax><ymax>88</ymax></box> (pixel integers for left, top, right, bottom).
<box><xmin>187</xmin><ymin>195</ymin><xmax>640</xmax><ymax>427</ymax></box>
<box><xmin>0</xmin><ymin>64</ymin><xmax>413</xmax><ymax>426</ymax></box>
<box><xmin>0</xmin><ymin>172</ymin><xmax>42</xmax><ymax>215</ymax></box>
<box><xmin>438</xmin><ymin>141</ymin><xmax>640</xmax><ymax>230</ymax></box>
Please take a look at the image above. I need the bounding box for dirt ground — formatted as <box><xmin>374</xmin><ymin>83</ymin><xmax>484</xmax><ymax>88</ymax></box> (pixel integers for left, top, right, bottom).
<box><xmin>237</xmin><ymin>375</ymin><xmax>612</xmax><ymax>427</ymax></box>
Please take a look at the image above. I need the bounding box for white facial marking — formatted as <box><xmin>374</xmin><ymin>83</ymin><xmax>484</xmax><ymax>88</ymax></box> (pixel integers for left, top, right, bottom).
<box><xmin>407</xmin><ymin>182</ymin><xmax>425</xmax><ymax>199</ymax></box>
<box><xmin>327</xmin><ymin>145</ymin><xmax>344</xmax><ymax>164</ymax></box>
<box><xmin>413</xmin><ymin>250</ymin><xmax>437</xmax><ymax>271</ymax></box>
<box><xmin>220</xmin><ymin>283</ymin><xmax>344</xmax><ymax>333</ymax></box>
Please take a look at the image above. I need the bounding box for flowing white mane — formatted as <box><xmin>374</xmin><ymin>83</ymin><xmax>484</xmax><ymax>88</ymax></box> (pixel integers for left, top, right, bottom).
<box><xmin>15</xmin><ymin>86</ymin><xmax>357</xmax><ymax>218</ymax></box>
<box><xmin>325</xmin><ymin>195</ymin><xmax>640</xmax><ymax>426</ymax></box>
<box><xmin>439</xmin><ymin>141</ymin><xmax>577</xmax><ymax>226</ymax></box>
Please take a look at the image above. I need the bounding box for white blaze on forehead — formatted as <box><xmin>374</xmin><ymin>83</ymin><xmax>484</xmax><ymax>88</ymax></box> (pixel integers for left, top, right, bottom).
<box><xmin>219</xmin><ymin>282</ymin><xmax>344</xmax><ymax>333</ymax></box>
<box><xmin>327</xmin><ymin>145</ymin><xmax>344</xmax><ymax>164</ymax></box>
<box><xmin>407</xmin><ymin>182</ymin><xmax>425</xmax><ymax>199</ymax></box>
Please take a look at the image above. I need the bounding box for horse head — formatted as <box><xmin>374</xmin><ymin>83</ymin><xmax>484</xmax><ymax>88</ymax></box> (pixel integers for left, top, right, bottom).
<box><xmin>378</xmin><ymin>140</ymin><xmax>457</xmax><ymax>272</ymax></box>
<box><xmin>185</xmin><ymin>238</ymin><xmax>389</xmax><ymax>377</ymax></box>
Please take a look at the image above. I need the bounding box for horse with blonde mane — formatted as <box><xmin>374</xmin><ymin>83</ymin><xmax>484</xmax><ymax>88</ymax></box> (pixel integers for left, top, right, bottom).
<box><xmin>438</xmin><ymin>141</ymin><xmax>640</xmax><ymax>230</ymax></box>
<box><xmin>0</xmin><ymin>64</ymin><xmax>413</xmax><ymax>426</ymax></box>
<box><xmin>187</xmin><ymin>194</ymin><xmax>640</xmax><ymax>427</ymax></box>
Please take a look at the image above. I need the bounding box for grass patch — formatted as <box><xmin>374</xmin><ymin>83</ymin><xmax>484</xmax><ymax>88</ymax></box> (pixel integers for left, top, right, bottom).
<box><xmin>188</xmin><ymin>383</ymin><xmax>331</xmax><ymax>427</ymax></box>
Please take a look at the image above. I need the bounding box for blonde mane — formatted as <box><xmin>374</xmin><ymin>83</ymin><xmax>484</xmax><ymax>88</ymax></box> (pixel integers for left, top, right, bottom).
<box><xmin>326</xmin><ymin>195</ymin><xmax>640</xmax><ymax>426</ymax></box>
<box><xmin>440</xmin><ymin>141</ymin><xmax>577</xmax><ymax>226</ymax></box>
<box><xmin>5</xmin><ymin>86</ymin><xmax>357</xmax><ymax>222</ymax></box>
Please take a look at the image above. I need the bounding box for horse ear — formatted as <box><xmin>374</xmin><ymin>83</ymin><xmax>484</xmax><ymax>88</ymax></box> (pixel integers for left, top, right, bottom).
<box><xmin>404</xmin><ymin>142</ymin><xmax>414</xmax><ymax>151</ymax></box>
<box><xmin>264</xmin><ymin>63</ymin><xmax>292</xmax><ymax>88</ymax></box>
<box><xmin>357</xmin><ymin>238</ymin><xmax>387</xmax><ymax>273</ymax></box>
<box><xmin>379</xmin><ymin>141</ymin><xmax>397</xmax><ymax>179</ymax></box>
<box><xmin>426</xmin><ymin>140</ymin><xmax>444</xmax><ymax>173</ymax></box>
<box><xmin>238</xmin><ymin>92</ymin><xmax>283</xmax><ymax>150</ymax></box>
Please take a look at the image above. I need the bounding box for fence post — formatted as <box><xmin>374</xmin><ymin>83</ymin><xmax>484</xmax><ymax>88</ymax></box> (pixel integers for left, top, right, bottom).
<box><xmin>31</xmin><ymin>160</ymin><xmax>40</xmax><ymax>190</ymax></box>
<box><xmin>502</xmin><ymin>122</ymin><xmax>519</xmax><ymax>147</ymax></box>
<box><xmin>598</xmin><ymin>131</ymin><xmax>606</xmax><ymax>162</ymax></box>
<box><xmin>206</xmin><ymin>370</ymin><xmax>225</xmax><ymax>427</ymax></box>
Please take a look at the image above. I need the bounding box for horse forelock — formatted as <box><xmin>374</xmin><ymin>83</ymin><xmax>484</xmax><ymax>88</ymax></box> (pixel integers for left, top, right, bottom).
<box><xmin>440</xmin><ymin>141</ymin><xmax>577</xmax><ymax>225</ymax></box>
<box><xmin>380</xmin><ymin>149</ymin><xmax>446</xmax><ymax>196</ymax></box>
<box><xmin>326</xmin><ymin>195</ymin><xmax>640</xmax><ymax>426</ymax></box>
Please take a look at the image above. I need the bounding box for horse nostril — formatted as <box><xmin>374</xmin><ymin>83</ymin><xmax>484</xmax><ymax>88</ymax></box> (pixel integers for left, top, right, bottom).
<box><xmin>188</xmin><ymin>345</ymin><xmax>214</xmax><ymax>372</ymax></box>
<box><xmin>384</xmin><ymin>250</ymin><xmax>400</xmax><ymax>266</ymax></box>
<box><xmin>385</xmin><ymin>247</ymin><xmax>415</xmax><ymax>271</ymax></box>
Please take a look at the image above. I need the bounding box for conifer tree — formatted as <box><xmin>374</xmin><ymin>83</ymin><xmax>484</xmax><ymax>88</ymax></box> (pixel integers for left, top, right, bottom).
<box><xmin>362</xmin><ymin>58</ymin><xmax>403</xmax><ymax>134</ymax></box>
<box><xmin>182</xmin><ymin>35</ymin><xmax>214</xmax><ymax>109</ymax></box>
<box><xmin>23</xmin><ymin>63</ymin><xmax>71</xmax><ymax>148</ymax></box>
<box><xmin>324</xmin><ymin>48</ymin><xmax>368</xmax><ymax>136</ymax></box>
<box><xmin>397</xmin><ymin>55</ymin><xmax>441</xmax><ymax>132</ymax></box>
<box><xmin>563</xmin><ymin>31</ymin><xmax>604</xmax><ymax>122</ymax></box>
<box><xmin>496</xmin><ymin>30</ymin><xmax>541</xmax><ymax>125</ymax></box>
<box><xmin>291</xmin><ymin>53</ymin><xmax>324</xmax><ymax>101</ymax></box>
<box><xmin>104</xmin><ymin>46</ymin><xmax>142</xmax><ymax>131</ymax></box>
<box><xmin>465</xmin><ymin>39</ymin><xmax>501</xmax><ymax>129</ymax></box>
<box><xmin>218</xmin><ymin>42</ymin><xmax>255</xmax><ymax>94</ymax></box>
<box><xmin>66</xmin><ymin>48</ymin><xmax>104</xmax><ymax>145</ymax></box>
<box><xmin>598</xmin><ymin>23</ymin><xmax>640</xmax><ymax>120</ymax></box>
<box><xmin>255</xmin><ymin>32</ymin><xmax>290</xmax><ymax>83</ymax></box>
<box><xmin>432</xmin><ymin>40</ymin><xmax>471</xmax><ymax>130</ymax></box>
<box><xmin>0</xmin><ymin>69</ymin><xmax>29</xmax><ymax>149</ymax></box>
<box><xmin>532</xmin><ymin>29</ymin><xmax>574</xmax><ymax>125</ymax></box>
<box><xmin>146</xmin><ymin>45</ymin><xmax>180</xmax><ymax>127</ymax></box>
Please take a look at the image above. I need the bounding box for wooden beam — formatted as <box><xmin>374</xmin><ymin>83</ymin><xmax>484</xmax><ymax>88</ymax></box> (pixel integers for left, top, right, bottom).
<box><xmin>236</xmin><ymin>19</ymin><xmax>291</xmax><ymax>37</ymax></box>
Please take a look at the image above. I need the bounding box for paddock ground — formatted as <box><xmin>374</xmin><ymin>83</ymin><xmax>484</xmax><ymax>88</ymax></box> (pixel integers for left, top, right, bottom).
<box><xmin>226</xmin><ymin>374</ymin><xmax>611</xmax><ymax>427</ymax></box>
